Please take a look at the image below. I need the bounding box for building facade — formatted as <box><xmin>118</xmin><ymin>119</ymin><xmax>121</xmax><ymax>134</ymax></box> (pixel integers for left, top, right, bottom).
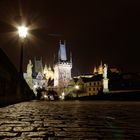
<box><xmin>54</xmin><ymin>41</ymin><xmax>72</xmax><ymax>88</ymax></box>
<box><xmin>71</xmin><ymin>75</ymin><xmax>103</xmax><ymax>97</ymax></box>
<box><xmin>24</xmin><ymin>41</ymin><xmax>72</xmax><ymax>97</ymax></box>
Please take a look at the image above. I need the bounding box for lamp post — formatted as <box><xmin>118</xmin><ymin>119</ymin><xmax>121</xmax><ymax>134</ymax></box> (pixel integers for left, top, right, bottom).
<box><xmin>18</xmin><ymin>26</ymin><xmax>28</xmax><ymax>77</ymax></box>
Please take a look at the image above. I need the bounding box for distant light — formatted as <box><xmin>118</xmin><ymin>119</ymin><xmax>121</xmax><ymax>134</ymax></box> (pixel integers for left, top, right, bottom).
<box><xmin>75</xmin><ymin>85</ymin><xmax>79</xmax><ymax>90</ymax></box>
<box><xmin>44</xmin><ymin>95</ymin><xmax>48</xmax><ymax>99</ymax></box>
<box><xmin>33</xmin><ymin>84</ymin><xmax>38</xmax><ymax>89</ymax></box>
<box><xmin>60</xmin><ymin>92</ymin><xmax>65</xmax><ymax>100</ymax></box>
<box><xmin>18</xmin><ymin>26</ymin><xmax>28</xmax><ymax>38</ymax></box>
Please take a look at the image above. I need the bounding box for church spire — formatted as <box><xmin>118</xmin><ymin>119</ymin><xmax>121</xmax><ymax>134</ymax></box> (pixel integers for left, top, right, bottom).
<box><xmin>100</xmin><ymin>60</ymin><xmax>103</xmax><ymax>67</ymax></box>
<box><xmin>93</xmin><ymin>66</ymin><xmax>97</xmax><ymax>74</ymax></box>
<box><xmin>58</xmin><ymin>40</ymin><xmax>67</xmax><ymax>61</ymax></box>
<box><xmin>98</xmin><ymin>60</ymin><xmax>103</xmax><ymax>74</ymax></box>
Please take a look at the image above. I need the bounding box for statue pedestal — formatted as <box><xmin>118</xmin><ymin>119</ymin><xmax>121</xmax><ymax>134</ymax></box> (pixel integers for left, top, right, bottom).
<box><xmin>26</xmin><ymin>77</ymin><xmax>33</xmax><ymax>89</ymax></box>
<box><xmin>103</xmin><ymin>78</ymin><xmax>109</xmax><ymax>93</ymax></box>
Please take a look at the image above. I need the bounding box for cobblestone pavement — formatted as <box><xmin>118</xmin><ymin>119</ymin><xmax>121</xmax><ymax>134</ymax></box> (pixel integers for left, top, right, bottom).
<box><xmin>0</xmin><ymin>100</ymin><xmax>140</xmax><ymax>140</ymax></box>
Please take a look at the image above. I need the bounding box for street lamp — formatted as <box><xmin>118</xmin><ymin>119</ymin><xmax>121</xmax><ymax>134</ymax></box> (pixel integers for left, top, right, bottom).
<box><xmin>18</xmin><ymin>26</ymin><xmax>28</xmax><ymax>38</ymax></box>
<box><xmin>75</xmin><ymin>85</ymin><xmax>79</xmax><ymax>90</ymax></box>
<box><xmin>18</xmin><ymin>25</ymin><xmax>28</xmax><ymax>77</ymax></box>
<box><xmin>75</xmin><ymin>85</ymin><xmax>79</xmax><ymax>98</ymax></box>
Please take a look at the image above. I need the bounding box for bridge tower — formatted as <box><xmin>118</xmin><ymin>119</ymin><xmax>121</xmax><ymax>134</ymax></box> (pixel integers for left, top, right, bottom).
<box><xmin>54</xmin><ymin>41</ymin><xmax>72</xmax><ymax>88</ymax></box>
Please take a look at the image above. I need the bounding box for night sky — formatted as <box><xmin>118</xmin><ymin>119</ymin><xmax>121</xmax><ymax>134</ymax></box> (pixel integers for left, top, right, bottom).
<box><xmin>0</xmin><ymin>0</ymin><xmax>140</xmax><ymax>75</ymax></box>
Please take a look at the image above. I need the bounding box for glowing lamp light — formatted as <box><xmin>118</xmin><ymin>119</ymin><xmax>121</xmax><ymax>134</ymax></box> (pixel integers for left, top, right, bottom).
<box><xmin>18</xmin><ymin>26</ymin><xmax>28</xmax><ymax>38</ymax></box>
<box><xmin>61</xmin><ymin>92</ymin><xmax>65</xmax><ymax>100</ymax></box>
<box><xmin>44</xmin><ymin>95</ymin><xmax>48</xmax><ymax>99</ymax></box>
<box><xmin>75</xmin><ymin>85</ymin><xmax>79</xmax><ymax>90</ymax></box>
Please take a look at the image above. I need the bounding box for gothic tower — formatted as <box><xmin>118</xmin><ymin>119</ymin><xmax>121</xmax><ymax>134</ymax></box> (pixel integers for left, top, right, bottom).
<box><xmin>98</xmin><ymin>61</ymin><xmax>103</xmax><ymax>74</ymax></box>
<box><xmin>54</xmin><ymin>41</ymin><xmax>72</xmax><ymax>88</ymax></box>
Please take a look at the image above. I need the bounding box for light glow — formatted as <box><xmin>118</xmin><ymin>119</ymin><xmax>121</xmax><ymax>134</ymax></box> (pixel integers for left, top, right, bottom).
<box><xmin>60</xmin><ymin>92</ymin><xmax>65</xmax><ymax>100</ymax></box>
<box><xmin>75</xmin><ymin>85</ymin><xmax>79</xmax><ymax>90</ymax></box>
<box><xmin>18</xmin><ymin>26</ymin><xmax>28</xmax><ymax>38</ymax></box>
<box><xmin>44</xmin><ymin>95</ymin><xmax>48</xmax><ymax>99</ymax></box>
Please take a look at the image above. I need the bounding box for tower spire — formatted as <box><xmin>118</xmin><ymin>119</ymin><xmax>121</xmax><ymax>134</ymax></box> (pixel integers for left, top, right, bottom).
<box><xmin>100</xmin><ymin>60</ymin><xmax>102</xmax><ymax>67</ymax></box>
<box><xmin>94</xmin><ymin>66</ymin><xmax>97</xmax><ymax>74</ymax></box>
<box><xmin>98</xmin><ymin>60</ymin><xmax>103</xmax><ymax>74</ymax></box>
<box><xmin>59</xmin><ymin>40</ymin><xmax>67</xmax><ymax>61</ymax></box>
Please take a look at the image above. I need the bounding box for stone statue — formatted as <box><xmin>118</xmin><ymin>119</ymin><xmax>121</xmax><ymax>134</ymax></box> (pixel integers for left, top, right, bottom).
<box><xmin>27</xmin><ymin>60</ymin><xmax>33</xmax><ymax>77</ymax></box>
<box><xmin>103</xmin><ymin>64</ymin><xmax>108</xmax><ymax>79</ymax></box>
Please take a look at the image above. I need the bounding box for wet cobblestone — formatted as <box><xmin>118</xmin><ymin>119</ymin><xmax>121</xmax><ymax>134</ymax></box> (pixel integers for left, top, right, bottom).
<box><xmin>0</xmin><ymin>100</ymin><xmax>140</xmax><ymax>139</ymax></box>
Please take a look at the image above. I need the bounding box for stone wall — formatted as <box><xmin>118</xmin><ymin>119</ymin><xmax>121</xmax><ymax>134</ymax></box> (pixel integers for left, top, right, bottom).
<box><xmin>0</xmin><ymin>48</ymin><xmax>34</xmax><ymax>107</ymax></box>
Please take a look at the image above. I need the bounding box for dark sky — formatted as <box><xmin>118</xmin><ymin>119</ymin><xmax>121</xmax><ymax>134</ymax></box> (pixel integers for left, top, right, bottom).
<box><xmin>0</xmin><ymin>0</ymin><xmax>140</xmax><ymax>75</ymax></box>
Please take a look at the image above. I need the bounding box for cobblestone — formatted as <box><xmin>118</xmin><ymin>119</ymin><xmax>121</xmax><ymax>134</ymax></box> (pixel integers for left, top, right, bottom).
<box><xmin>13</xmin><ymin>126</ymin><xmax>35</xmax><ymax>132</ymax></box>
<box><xmin>0</xmin><ymin>100</ymin><xmax>140</xmax><ymax>139</ymax></box>
<box><xmin>0</xmin><ymin>126</ymin><xmax>13</xmax><ymax>131</ymax></box>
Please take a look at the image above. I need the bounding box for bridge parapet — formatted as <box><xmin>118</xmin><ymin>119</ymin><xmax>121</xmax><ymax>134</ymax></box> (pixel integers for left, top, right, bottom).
<box><xmin>0</xmin><ymin>48</ymin><xmax>34</xmax><ymax>107</ymax></box>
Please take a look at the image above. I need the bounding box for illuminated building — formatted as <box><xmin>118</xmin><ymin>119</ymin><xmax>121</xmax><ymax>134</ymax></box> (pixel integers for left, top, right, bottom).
<box><xmin>24</xmin><ymin>41</ymin><xmax>72</xmax><ymax>96</ymax></box>
<box><xmin>43</xmin><ymin>65</ymin><xmax>54</xmax><ymax>80</ymax></box>
<box><xmin>67</xmin><ymin>63</ymin><xmax>109</xmax><ymax>97</ymax></box>
<box><xmin>71</xmin><ymin>75</ymin><xmax>103</xmax><ymax>97</ymax></box>
<box><xmin>85</xmin><ymin>76</ymin><xmax>103</xmax><ymax>96</ymax></box>
<box><xmin>110</xmin><ymin>67</ymin><xmax>120</xmax><ymax>73</ymax></box>
<box><xmin>93</xmin><ymin>61</ymin><xmax>103</xmax><ymax>75</ymax></box>
<box><xmin>54</xmin><ymin>41</ymin><xmax>72</xmax><ymax>88</ymax></box>
<box><xmin>93</xmin><ymin>66</ymin><xmax>97</xmax><ymax>74</ymax></box>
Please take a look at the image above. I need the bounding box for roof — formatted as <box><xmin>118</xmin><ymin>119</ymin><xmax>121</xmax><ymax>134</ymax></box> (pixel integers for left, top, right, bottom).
<box><xmin>74</xmin><ymin>74</ymin><xmax>103</xmax><ymax>83</ymax></box>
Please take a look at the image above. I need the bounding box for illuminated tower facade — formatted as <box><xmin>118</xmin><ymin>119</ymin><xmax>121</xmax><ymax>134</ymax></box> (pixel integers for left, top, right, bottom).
<box><xmin>54</xmin><ymin>41</ymin><xmax>72</xmax><ymax>88</ymax></box>
<box><xmin>98</xmin><ymin>61</ymin><xmax>103</xmax><ymax>74</ymax></box>
<box><xmin>93</xmin><ymin>61</ymin><xmax>103</xmax><ymax>75</ymax></box>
